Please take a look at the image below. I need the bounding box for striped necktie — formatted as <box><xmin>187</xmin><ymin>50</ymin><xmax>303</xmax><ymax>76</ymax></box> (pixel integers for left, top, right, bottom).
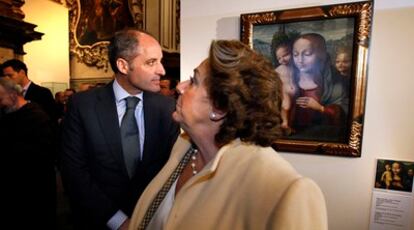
<box><xmin>120</xmin><ymin>96</ymin><xmax>140</xmax><ymax>178</ymax></box>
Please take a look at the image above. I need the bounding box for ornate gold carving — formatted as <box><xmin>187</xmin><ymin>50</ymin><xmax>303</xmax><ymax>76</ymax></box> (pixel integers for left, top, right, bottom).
<box><xmin>175</xmin><ymin>0</ymin><xmax>180</xmax><ymax>50</ymax></box>
<box><xmin>321</xmin><ymin>144</ymin><xmax>353</xmax><ymax>156</ymax></box>
<box><xmin>243</xmin><ymin>11</ymin><xmax>277</xmax><ymax>24</ymax></box>
<box><xmin>320</xmin><ymin>121</ymin><xmax>362</xmax><ymax>156</ymax></box>
<box><xmin>241</xmin><ymin>12</ymin><xmax>277</xmax><ymax>47</ymax></box>
<box><xmin>240</xmin><ymin>15</ymin><xmax>253</xmax><ymax>47</ymax></box>
<box><xmin>328</xmin><ymin>2</ymin><xmax>372</xmax><ymax>47</ymax></box>
<box><xmin>348</xmin><ymin>121</ymin><xmax>362</xmax><ymax>155</ymax></box>
<box><xmin>353</xmin><ymin>47</ymin><xmax>368</xmax><ymax>118</ymax></box>
<box><xmin>67</xmin><ymin>0</ymin><xmax>143</xmax><ymax>71</ymax></box>
<box><xmin>279</xmin><ymin>8</ymin><xmax>326</xmax><ymax>20</ymax></box>
<box><xmin>49</xmin><ymin>0</ymin><xmax>66</xmax><ymax>6</ymax></box>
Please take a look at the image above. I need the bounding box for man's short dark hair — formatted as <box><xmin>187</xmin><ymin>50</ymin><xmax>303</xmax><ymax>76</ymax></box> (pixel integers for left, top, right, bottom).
<box><xmin>2</xmin><ymin>59</ymin><xmax>28</xmax><ymax>75</ymax></box>
<box><xmin>107</xmin><ymin>28</ymin><xmax>155</xmax><ymax>73</ymax></box>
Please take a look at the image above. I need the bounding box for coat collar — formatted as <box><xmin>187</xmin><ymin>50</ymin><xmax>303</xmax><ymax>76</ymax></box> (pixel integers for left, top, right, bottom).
<box><xmin>175</xmin><ymin>135</ymin><xmax>241</xmax><ymax>183</ymax></box>
<box><xmin>96</xmin><ymin>83</ymin><xmax>129</xmax><ymax>176</ymax></box>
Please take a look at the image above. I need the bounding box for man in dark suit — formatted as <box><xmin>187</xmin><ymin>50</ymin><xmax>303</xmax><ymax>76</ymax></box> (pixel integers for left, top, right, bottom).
<box><xmin>2</xmin><ymin>59</ymin><xmax>57</xmax><ymax>122</ymax></box>
<box><xmin>61</xmin><ymin>29</ymin><xmax>180</xmax><ymax>230</ymax></box>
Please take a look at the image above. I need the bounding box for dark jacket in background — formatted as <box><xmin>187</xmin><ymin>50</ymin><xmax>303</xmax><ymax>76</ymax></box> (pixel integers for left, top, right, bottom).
<box><xmin>1</xmin><ymin>102</ymin><xmax>56</xmax><ymax>229</ymax></box>
<box><xmin>25</xmin><ymin>82</ymin><xmax>57</xmax><ymax>122</ymax></box>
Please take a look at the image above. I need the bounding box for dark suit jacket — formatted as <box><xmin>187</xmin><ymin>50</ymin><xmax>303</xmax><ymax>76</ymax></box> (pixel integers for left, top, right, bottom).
<box><xmin>25</xmin><ymin>82</ymin><xmax>57</xmax><ymax>121</ymax></box>
<box><xmin>1</xmin><ymin>103</ymin><xmax>56</xmax><ymax>229</ymax></box>
<box><xmin>61</xmin><ymin>83</ymin><xmax>180</xmax><ymax>229</ymax></box>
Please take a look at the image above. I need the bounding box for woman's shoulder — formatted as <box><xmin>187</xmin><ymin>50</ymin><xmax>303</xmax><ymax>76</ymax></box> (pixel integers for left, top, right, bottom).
<box><xmin>224</xmin><ymin>142</ymin><xmax>300</xmax><ymax>179</ymax></box>
<box><xmin>220</xmin><ymin>142</ymin><xmax>318</xmax><ymax>199</ymax></box>
<box><xmin>169</xmin><ymin>134</ymin><xmax>192</xmax><ymax>159</ymax></box>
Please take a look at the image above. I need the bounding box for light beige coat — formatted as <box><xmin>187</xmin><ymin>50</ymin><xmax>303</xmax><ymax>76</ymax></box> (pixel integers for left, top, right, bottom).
<box><xmin>129</xmin><ymin>136</ymin><xmax>328</xmax><ymax>230</ymax></box>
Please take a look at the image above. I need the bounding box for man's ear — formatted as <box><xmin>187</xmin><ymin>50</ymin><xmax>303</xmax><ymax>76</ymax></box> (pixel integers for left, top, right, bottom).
<box><xmin>116</xmin><ymin>58</ymin><xmax>129</xmax><ymax>75</ymax></box>
<box><xmin>18</xmin><ymin>69</ymin><xmax>27</xmax><ymax>77</ymax></box>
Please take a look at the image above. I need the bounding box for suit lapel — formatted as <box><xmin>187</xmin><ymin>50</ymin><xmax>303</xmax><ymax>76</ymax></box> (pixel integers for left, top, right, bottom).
<box><xmin>96</xmin><ymin>83</ymin><xmax>129</xmax><ymax>176</ymax></box>
<box><xmin>142</xmin><ymin>92</ymin><xmax>158</xmax><ymax>163</ymax></box>
<box><xmin>24</xmin><ymin>83</ymin><xmax>35</xmax><ymax>99</ymax></box>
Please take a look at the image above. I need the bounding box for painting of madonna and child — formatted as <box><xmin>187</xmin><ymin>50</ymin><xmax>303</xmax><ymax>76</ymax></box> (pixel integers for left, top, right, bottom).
<box><xmin>375</xmin><ymin>159</ymin><xmax>414</xmax><ymax>193</ymax></box>
<box><xmin>252</xmin><ymin>18</ymin><xmax>355</xmax><ymax>143</ymax></box>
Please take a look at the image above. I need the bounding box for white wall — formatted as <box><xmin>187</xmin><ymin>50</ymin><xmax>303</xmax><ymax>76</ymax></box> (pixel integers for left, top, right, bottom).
<box><xmin>182</xmin><ymin>0</ymin><xmax>414</xmax><ymax>229</ymax></box>
<box><xmin>22</xmin><ymin>0</ymin><xmax>69</xmax><ymax>93</ymax></box>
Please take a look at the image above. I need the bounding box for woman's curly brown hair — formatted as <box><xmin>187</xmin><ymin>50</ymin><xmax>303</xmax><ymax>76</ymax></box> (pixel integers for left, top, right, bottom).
<box><xmin>205</xmin><ymin>40</ymin><xmax>283</xmax><ymax>147</ymax></box>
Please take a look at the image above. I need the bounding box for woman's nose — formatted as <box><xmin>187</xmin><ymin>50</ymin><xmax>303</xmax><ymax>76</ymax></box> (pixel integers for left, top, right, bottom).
<box><xmin>176</xmin><ymin>80</ymin><xmax>190</xmax><ymax>95</ymax></box>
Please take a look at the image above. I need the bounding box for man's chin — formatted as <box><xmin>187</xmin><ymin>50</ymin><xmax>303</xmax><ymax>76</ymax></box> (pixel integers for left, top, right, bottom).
<box><xmin>144</xmin><ymin>85</ymin><xmax>160</xmax><ymax>93</ymax></box>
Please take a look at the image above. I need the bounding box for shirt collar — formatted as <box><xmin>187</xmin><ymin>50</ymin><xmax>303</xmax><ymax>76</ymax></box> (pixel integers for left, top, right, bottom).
<box><xmin>23</xmin><ymin>81</ymin><xmax>31</xmax><ymax>91</ymax></box>
<box><xmin>113</xmin><ymin>78</ymin><xmax>143</xmax><ymax>103</ymax></box>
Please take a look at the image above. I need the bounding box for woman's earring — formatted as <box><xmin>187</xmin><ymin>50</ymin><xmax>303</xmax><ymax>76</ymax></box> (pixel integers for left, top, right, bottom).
<box><xmin>209</xmin><ymin>112</ymin><xmax>217</xmax><ymax>120</ymax></box>
<box><xmin>177</xmin><ymin>89</ymin><xmax>184</xmax><ymax>95</ymax></box>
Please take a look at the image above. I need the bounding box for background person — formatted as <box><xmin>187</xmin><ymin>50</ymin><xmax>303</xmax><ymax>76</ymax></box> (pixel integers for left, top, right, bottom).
<box><xmin>128</xmin><ymin>40</ymin><xmax>327</xmax><ymax>230</ymax></box>
<box><xmin>159</xmin><ymin>75</ymin><xmax>178</xmax><ymax>98</ymax></box>
<box><xmin>0</xmin><ymin>77</ymin><xmax>56</xmax><ymax>229</ymax></box>
<box><xmin>61</xmin><ymin>28</ymin><xmax>180</xmax><ymax>230</ymax></box>
<box><xmin>2</xmin><ymin>59</ymin><xmax>57</xmax><ymax>123</ymax></box>
<box><xmin>62</xmin><ymin>88</ymin><xmax>76</xmax><ymax>114</ymax></box>
<box><xmin>78</xmin><ymin>83</ymin><xmax>95</xmax><ymax>91</ymax></box>
<box><xmin>55</xmin><ymin>91</ymin><xmax>65</xmax><ymax>122</ymax></box>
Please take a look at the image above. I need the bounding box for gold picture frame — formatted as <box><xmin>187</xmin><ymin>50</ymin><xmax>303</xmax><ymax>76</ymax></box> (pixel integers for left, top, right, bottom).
<box><xmin>67</xmin><ymin>0</ymin><xmax>144</xmax><ymax>71</ymax></box>
<box><xmin>241</xmin><ymin>1</ymin><xmax>373</xmax><ymax>157</ymax></box>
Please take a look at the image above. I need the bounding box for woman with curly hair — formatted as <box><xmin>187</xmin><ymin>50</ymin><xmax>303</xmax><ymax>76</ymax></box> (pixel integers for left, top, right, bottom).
<box><xmin>128</xmin><ymin>40</ymin><xmax>327</xmax><ymax>230</ymax></box>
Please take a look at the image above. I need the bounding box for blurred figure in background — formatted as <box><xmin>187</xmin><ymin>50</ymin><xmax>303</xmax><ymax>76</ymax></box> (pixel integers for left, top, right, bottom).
<box><xmin>160</xmin><ymin>75</ymin><xmax>178</xmax><ymax>99</ymax></box>
<box><xmin>0</xmin><ymin>63</ymin><xmax>5</xmax><ymax>119</ymax></box>
<box><xmin>55</xmin><ymin>91</ymin><xmax>65</xmax><ymax>123</ymax></box>
<box><xmin>0</xmin><ymin>77</ymin><xmax>56</xmax><ymax>229</ymax></box>
<box><xmin>78</xmin><ymin>83</ymin><xmax>95</xmax><ymax>92</ymax></box>
<box><xmin>2</xmin><ymin>59</ymin><xmax>57</xmax><ymax>123</ymax></box>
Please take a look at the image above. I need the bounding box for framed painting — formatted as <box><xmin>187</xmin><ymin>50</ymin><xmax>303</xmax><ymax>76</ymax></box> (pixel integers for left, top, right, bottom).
<box><xmin>374</xmin><ymin>159</ymin><xmax>414</xmax><ymax>192</ymax></box>
<box><xmin>241</xmin><ymin>1</ymin><xmax>373</xmax><ymax>157</ymax></box>
<box><xmin>67</xmin><ymin>0</ymin><xmax>144</xmax><ymax>71</ymax></box>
